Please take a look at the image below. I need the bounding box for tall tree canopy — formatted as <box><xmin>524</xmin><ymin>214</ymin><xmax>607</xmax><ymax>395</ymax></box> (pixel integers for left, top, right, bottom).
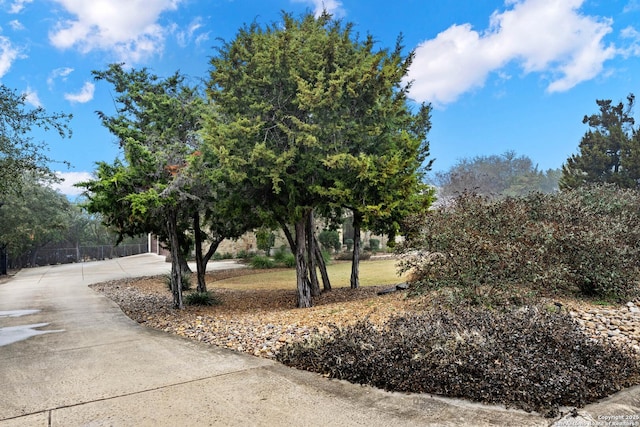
<box><xmin>0</xmin><ymin>85</ymin><xmax>71</xmax><ymax>198</ymax></box>
<box><xmin>0</xmin><ymin>174</ymin><xmax>72</xmax><ymax>271</ymax></box>
<box><xmin>80</xmin><ymin>64</ymin><xmax>206</xmax><ymax>309</ymax></box>
<box><xmin>561</xmin><ymin>94</ymin><xmax>639</xmax><ymax>189</ymax></box>
<box><xmin>434</xmin><ymin>151</ymin><xmax>560</xmax><ymax>202</ymax></box>
<box><xmin>205</xmin><ymin>12</ymin><xmax>433</xmax><ymax>307</ymax></box>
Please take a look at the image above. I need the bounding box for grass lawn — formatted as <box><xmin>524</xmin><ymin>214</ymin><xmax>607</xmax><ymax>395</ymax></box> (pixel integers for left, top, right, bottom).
<box><xmin>210</xmin><ymin>259</ymin><xmax>406</xmax><ymax>290</ymax></box>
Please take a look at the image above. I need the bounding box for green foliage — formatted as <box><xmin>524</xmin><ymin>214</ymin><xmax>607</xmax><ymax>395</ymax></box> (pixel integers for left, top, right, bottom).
<box><xmin>236</xmin><ymin>250</ymin><xmax>254</xmax><ymax>260</ymax></box>
<box><xmin>79</xmin><ymin>64</ymin><xmax>210</xmax><ymax>308</ymax></box>
<box><xmin>213</xmin><ymin>252</ymin><xmax>233</xmax><ymax>260</ymax></box>
<box><xmin>0</xmin><ymin>84</ymin><xmax>72</xmax><ymax>199</ymax></box>
<box><xmin>369</xmin><ymin>238</ymin><xmax>380</xmax><ymax>251</ymax></box>
<box><xmin>434</xmin><ymin>151</ymin><xmax>561</xmax><ymax>201</ymax></box>
<box><xmin>0</xmin><ymin>174</ymin><xmax>73</xmax><ymax>266</ymax></box>
<box><xmin>318</xmin><ymin>229</ymin><xmax>341</xmax><ymax>252</ymax></box>
<box><xmin>184</xmin><ymin>291</ymin><xmax>221</xmax><ymax>306</ymax></box>
<box><xmin>164</xmin><ymin>273</ymin><xmax>192</xmax><ymax>291</ymax></box>
<box><xmin>274</xmin><ymin>250</ymin><xmax>296</xmax><ymax>268</ymax></box>
<box><xmin>249</xmin><ymin>255</ymin><xmax>276</xmax><ymax>269</ymax></box>
<box><xmin>205</xmin><ymin>11</ymin><xmax>434</xmax><ymax>306</ymax></box>
<box><xmin>397</xmin><ymin>185</ymin><xmax>640</xmax><ymax>303</ymax></box>
<box><xmin>255</xmin><ymin>228</ymin><xmax>276</xmax><ymax>254</ymax></box>
<box><xmin>277</xmin><ymin>308</ymin><xmax>640</xmax><ymax>417</ymax></box>
<box><xmin>561</xmin><ymin>94</ymin><xmax>640</xmax><ymax>189</ymax></box>
<box><xmin>344</xmin><ymin>239</ymin><xmax>354</xmax><ymax>251</ymax></box>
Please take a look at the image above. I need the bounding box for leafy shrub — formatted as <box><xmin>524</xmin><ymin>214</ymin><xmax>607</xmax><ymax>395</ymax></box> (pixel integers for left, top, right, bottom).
<box><xmin>256</xmin><ymin>228</ymin><xmax>276</xmax><ymax>255</ymax></box>
<box><xmin>344</xmin><ymin>238</ymin><xmax>353</xmax><ymax>251</ymax></box>
<box><xmin>319</xmin><ymin>229</ymin><xmax>341</xmax><ymax>252</ymax></box>
<box><xmin>280</xmin><ymin>253</ymin><xmax>296</xmax><ymax>268</ymax></box>
<box><xmin>273</xmin><ymin>250</ymin><xmax>296</xmax><ymax>268</ymax></box>
<box><xmin>213</xmin><ymin>252</ymin><xmax>233</xmax><ymax>260</ymax></box>
<box><xmin>164</xmin><ymin>273</ymin><xmax>192</xmax><ymax>291</ymax></box>
<box><xmin>236</xmin><ymin>250</ymin><xmax>256</xmax><ymax>260</ymax></box>
<box><xmin>334</xmin><ymin>251</ymin><xmax>372</xmax><ymax>261</ymax></box>
<box><xmin>184</xmin><ymin>291</ymin><xmax>221</xmax><ymax>306</ymax></box>
<box><xmin>369</xmin><ymin>238</ymin><xmax>380</xmax><ymax>251</ymax></box>
<box><xmin>397</xmin><ymin>185</ymin><xmax>640</xmax><ymax>302</ymax></box>
<box><xmin>277</xmin><ymin>307</ymin><xmax>640</xmax><ymax>417</ymax></box>
<box><xmin>249</xmin><ymin>255</ymin><xmax>276</xmax><ymax>269</ymax></box>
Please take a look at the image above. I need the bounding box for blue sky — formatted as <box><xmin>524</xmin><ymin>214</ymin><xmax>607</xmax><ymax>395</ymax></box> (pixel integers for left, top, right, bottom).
<box><xmin>2</xmin><ymin>0</ymin><xmax>640</xmax><ymax>196</ymax></box>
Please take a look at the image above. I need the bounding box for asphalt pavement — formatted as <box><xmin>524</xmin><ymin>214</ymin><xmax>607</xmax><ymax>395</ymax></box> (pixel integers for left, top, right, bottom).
<box><xmin>0</xmin><ymin>253</ymin><xmax>637</xmax><ymax>426</ymax></box>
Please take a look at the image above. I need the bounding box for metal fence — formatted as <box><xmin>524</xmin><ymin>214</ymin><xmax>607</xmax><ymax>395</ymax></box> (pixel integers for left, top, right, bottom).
<box><xmin>11</xmin><ymin>243</ymin><xmax>149</xmax><ymax>268</ymax></box>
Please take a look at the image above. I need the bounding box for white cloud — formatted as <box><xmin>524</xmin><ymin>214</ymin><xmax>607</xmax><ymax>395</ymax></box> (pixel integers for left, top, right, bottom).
<box><xmin>47</xmin><ymin>66</ymin><xmax>74</xmax><ymax>88</ymax></box>
<box><xmin>64</xmin><ymin>81</ymin><xmax>95</xmax><ymax>103</ymax></box>
<box><xmin>0</xmin><ymin>36</ymin><xmax>20</xmax><ymax>78</ymax></box>
<box><xmin>8</xmin><ymin>0</ymin><xmax>33</xmax><ymax>14</ymax></box>
<box><xmin>620</xmin><ymin>26</ymin><xmax>640</xmax><ymax>57</ymax></box>
<box><xmin>291</xmin><ymin>0</ymin><xmax>345</xmax><ymax>18</ymax></box>
<box><xmin>407</xmin><ymin>0</ymin><xmax>617</xmax><ymax>107</ymax></box>
<box><xmin>51</xmin><ymin>171</ymin><xmax>93</xmax><ymax>196</ymax></box>
<box><xmin>49</xmin><ymin>0</ymin><xmax>181</xmax><ymax>63</ymax></box>
<box><xmin>175</xmin><ymin>17</ymin><xmax>206</xmax><ymax>47</ymax></box>
<box><xmin>9</xmin><ymin>20</ymin><xmax>25</xmax><ymax>31</ymax></box>
<box><xmin>23</xmin><ymin>86</ymin><xmax>42</xmax><ymax>108</ymax></box>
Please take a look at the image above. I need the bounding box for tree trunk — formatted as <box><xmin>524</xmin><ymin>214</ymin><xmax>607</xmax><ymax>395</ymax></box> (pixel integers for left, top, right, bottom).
<box><xmin>295</xmin><ymin>213</ymin><xmax>312</xmax><ymax>308</ymax></box>
<box><xmin>278</xmin><ymin>218</ymin><xmax>296</xmax><ymax>252</ymax></box>
<box><xmin>350</xmin><ymin>212</ymin><xmax>362</xmax><ymax>289</ymax></box>
<box><xmin>167</xmin><ymin>209</ymin><xmax>184</xmax><ymax>309</ymax></box>
<box><xmin>178</xmin><ymin>231</ymin><xmax>192</xmax><ymax>275</ymax></box>
<box><xmin>306</xmin><ymin>210</ymin><xmax>320</xmax><ymax>297</ymax></box>
<box><xmin>313</xmin><ymin>235</ymin><xmax>331</xmax><ymax>291</ymax></box>
<box><xmin>193</xmin><ymin>212</ymin><xmax>207</xmax><ymax>293</ymax></box>
<box><xmin>0</xmin><ymin>244</ymin><xmax>7</xmax><ymax>275</ymax></box>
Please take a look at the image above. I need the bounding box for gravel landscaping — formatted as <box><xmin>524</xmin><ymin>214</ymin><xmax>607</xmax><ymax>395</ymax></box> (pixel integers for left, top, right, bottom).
<box><xmin>90</xmin><ymin>268</ymin><xmax>640</xmax><ymax>416</ymax></box>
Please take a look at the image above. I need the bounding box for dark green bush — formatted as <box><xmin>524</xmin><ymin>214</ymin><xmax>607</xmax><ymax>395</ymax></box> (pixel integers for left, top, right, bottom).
<box><xmin>369</xmin><ymin>238</ymin><xmax>380</xmax><ymax>251</ymax></box>
<box><xmin>256</xmin><ymin>228</ymin><xmax>276</xmax><ymax>255</ymax></box>
<box><xmin>249</xmin><ymin>255</ymin><xmax>276</xmax><ymax>269</ymax></box>
<box><xmin>319</xmin><ymin>229</ymin><xmax>341</xmax><ymax>252</ymax></box>
<box><xmin>213</xmin><ymin>252</ymin><xmax>234</xmax><ymax>260</ymax></box>
<box><xmin>397</xmin><ymin>185</ymin><xmax>640</xmax><ymax>302</ymax></box>
<box><xmin>184</xmin><ymin>291</ymin><xmax>221</xmax><ymax>306</ymax></box>
<box><xmin>277</xmin><ymin>307</ymin><xmax>640</xmax><ymax>417</ymax></box>
<box><xmin>344</xmin><ymin>238</ymin><xmax>353</xmax><ymax>251</ymax></box>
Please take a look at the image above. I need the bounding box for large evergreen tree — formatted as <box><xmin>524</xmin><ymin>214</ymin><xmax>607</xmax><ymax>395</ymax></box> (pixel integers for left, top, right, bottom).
<box><xmin>560</xmin><ymin>94</ymin><xmax>639</xmax><ymax>189</ymax></box>
<box><xmin>80</xmin><ymin>64</ymin><xmax>205</xmax><ymax>309</ymax></box>
<box><xmin>205</xmin><ymin>12</ymin><xmax>433</xmax><ymax>306</ymax></box>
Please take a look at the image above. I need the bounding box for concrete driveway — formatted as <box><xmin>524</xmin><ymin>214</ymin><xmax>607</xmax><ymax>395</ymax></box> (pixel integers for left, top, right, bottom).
<box><xmin>0</xmin><ymin>254</ymin><xmax>635</xmax><ymax>426</ymax></box>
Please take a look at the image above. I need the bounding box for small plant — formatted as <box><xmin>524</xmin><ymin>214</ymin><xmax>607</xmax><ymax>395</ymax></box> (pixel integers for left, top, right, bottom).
<box><xmin>344</xmin><ymin>238</ymin><xmax>353</xmax><ymax>252</ymax></box>
<box><xmin>319</xmin><ymin>229</ymin><xmax>341</xmax><ymax>252</ymax></box>
<box><xmin>236</xmin><ymin>250</ymin><xmax>255</xmax><ymax>260</ymax></box>
<box><xmin>213</xmin><ymin>252</ymin><xmax>234</xmax><ymax>260</ymax></box>
<box><xmin>185</xmin><ymin>291</ymin><xmax>221</xmax><ymax>306</ymax></box>
<box><xmin>250</xmin><ymin>255</ymin><xmax>276</xmax><ymax>269</ymax></box>
<box><xmin>369</xmin><ymin>238</ymin><xmax>380</xmax><ymax>252</ymax></box>
<box><xmin>280</xmin><ymin>253</ymin><xmax>296</xmax><ymax>268</ymax></box>
<box><xmin>164</xmin><ymin>273</ymin><xmax>192</xmax><ymax>291</ymax></box>
<box><xmin>256</xmin><ymin>228</ymin><xmax>276</xmax><ymax>255</ymax></box>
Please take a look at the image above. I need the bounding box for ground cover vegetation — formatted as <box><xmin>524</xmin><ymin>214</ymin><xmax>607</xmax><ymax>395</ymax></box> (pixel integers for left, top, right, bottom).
<box><xmin>275</xmin><ymin>185</ymin><xmax>640</xmax><ymax>417</ymax></box>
